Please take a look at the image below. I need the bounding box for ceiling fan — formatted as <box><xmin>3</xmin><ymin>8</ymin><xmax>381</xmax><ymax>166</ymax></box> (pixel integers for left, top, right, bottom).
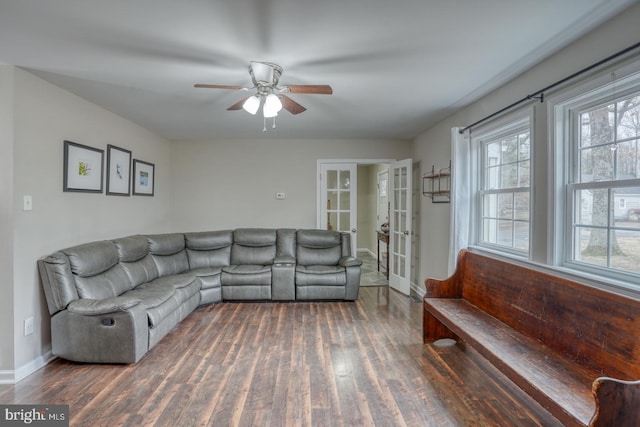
<box><xmin>194</xmin><ymin>61</ymin><xmax>333</xmax><ymax>119</ymax></box>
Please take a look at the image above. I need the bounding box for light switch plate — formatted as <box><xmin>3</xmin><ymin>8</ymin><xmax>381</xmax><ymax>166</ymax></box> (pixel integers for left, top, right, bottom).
<box><xmin>23</xmin><ymin>195</ymin><xmax>33</xmax><ymax>211</ymax></box>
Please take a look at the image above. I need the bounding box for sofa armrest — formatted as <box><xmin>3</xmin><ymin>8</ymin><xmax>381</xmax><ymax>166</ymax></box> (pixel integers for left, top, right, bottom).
<box><xmin>274</xmin><ymin>256</ymin><xmax>296</xmax><ymax>265</ymax></box>
<box><xmin>339</xmin><ymin>256</ymin><xmax>363</xmax><ymax>268</ymax></box>
<box><xmin>67</xmin><ymin>296</ymin><xmax>142</xmax><ymax>316</ymax></box>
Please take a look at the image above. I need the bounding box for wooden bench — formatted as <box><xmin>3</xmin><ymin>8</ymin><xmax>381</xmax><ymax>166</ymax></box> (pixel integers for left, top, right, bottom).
<box><xmin>423</xmin><ymin>249</ymin><xmax>640</xmax><ymax>427</ymax></box>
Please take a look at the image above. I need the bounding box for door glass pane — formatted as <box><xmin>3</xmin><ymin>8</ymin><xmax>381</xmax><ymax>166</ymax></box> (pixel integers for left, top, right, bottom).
<box><xmin>327</xmin><ymin>212</ymin><xmax>337</xmax><ymax>231</ymax></box>
<box><xmin>327</xmin><ymin>171</ymin><xmax>337</xmax><ymax>189</ymax></box>
<box><xmin>399</xmin><ymin>257</ymin><xmax>405</xmax><ymax>276</ymax></box>
<box><xmin>340</xmin><ymin>191</ymin><xmax>350</xmax><ymax>210</ymax></box>
<box><xmin>339</xmin><ymin>212</ymin><xmax>350</xmax><ymax>232</ymax></box>
<box><xmin>327</xmin><ymin>191</ymin><xmax>338</xmax><ymax>211</ymax></box>
<box><xmin>340</xmin><ymin>171</ymin><xmax>351</xmax><ymax>189</ymax></box>
<box><xmin>401</xmin><ymin>167</ymin><xmax>407</xmax><ymax>188</ymax></box>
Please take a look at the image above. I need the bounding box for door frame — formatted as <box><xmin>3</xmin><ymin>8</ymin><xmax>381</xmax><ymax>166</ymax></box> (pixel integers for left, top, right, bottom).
<box><xmin>388</xmin><ymin>159</ymin><xmax>413</xmax><ymax>295</ymax></box>
<box><xmin>316</xmin><ymin>158</ymin><xmax>395</xmax><ymax>259</ymax></box>
<box><xmin>316</xmin><ymin>158</ymin><xmax>395</xmax><ymax>229</ymax></box>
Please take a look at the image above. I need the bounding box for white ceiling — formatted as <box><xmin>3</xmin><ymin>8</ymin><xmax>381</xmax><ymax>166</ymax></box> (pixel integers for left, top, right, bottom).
<box><xmin>0</xmin><ymin>0</ymin><xmax>635</xmax><ymax>141</ymax></box>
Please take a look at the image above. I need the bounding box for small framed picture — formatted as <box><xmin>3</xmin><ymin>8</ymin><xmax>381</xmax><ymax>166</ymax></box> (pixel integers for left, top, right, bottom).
<box><xmin>379</xmin><ymin>178</ymin><xmax>388</xmax><ymax>197</ymax></box>
<box><xmin>132</xmin><ymin>159</ymin><xmax>155</xmax><ymax>196</ymax></box>
<box><xmin>63</xmin><ymin>140</ymin><xmax>104</xmax><ymax>193</ymax></box>
<box><xmin>106</xmin><ymin>145</ymin><xmax>132</xmax><ymax>196</ymax></box>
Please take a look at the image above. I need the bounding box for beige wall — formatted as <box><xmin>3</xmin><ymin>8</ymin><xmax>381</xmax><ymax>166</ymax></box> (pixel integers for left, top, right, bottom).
<box><xmin>5</xmin><ymin>68</ymin><xmax>172</xmax><ymax>380</ymax></box>
<box><xmin>168</xmin><ymin>139</ymin><xmax>410</xmax><ymax>232</ymax></box>
<box><xmin>412</xmin><ymin>3</ymin><xmax>640</xmax><ymax>291</ymax></box>
<box><xmin>0</xmin><ymin>67</ymin><xmax>15</xmax><ymax>373</ymax></box>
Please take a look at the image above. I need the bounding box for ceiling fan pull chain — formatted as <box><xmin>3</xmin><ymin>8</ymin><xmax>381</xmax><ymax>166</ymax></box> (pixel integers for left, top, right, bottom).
<box><xmin>273</xmin><ymin>117</ymin><xmax>276</xmax><ymax>129</ymax></box>
<box><xmin>263</xmin><ymin>117</ymin><xmax>267</xmax><ymax>132</ymax></box>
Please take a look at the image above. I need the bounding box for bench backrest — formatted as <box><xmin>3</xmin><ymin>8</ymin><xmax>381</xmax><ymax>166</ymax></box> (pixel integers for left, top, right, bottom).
<box><xmin>455</xmin><ymin>250</ymin><xmax>640</xmax><ymax>381</ymax></box>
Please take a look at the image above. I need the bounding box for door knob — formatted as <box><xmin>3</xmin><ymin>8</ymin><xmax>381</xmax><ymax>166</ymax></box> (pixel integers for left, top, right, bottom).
<box><xmin>352</xmin><ymin>228</ymin><xmax>357</xmax><ymax>233</ymax></box>
<box><xmin>403</xmin><ymin>230</ymin><xmax>410</xmax><ymax>235</ymax></box>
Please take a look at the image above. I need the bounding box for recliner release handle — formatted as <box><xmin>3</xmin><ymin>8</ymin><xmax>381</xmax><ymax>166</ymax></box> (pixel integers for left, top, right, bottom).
<box><xmin>101</xmin><ymin>318</ymin><xmax>115</xmax><ymax>326</ymax></box>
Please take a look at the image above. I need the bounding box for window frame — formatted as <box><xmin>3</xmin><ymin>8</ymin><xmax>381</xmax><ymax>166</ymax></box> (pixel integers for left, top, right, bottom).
<box><xmin>551</xmin><ymin>65</ymin><xmax>640</xmax><ymax>288</ymax></box>
<box><xmin>471</xmin><ymin>109</ymin><xmax>534</xmax><ymax>258</ymax></box>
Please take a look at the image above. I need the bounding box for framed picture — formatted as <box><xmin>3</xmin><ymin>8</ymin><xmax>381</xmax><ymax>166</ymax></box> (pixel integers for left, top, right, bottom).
<box><xmin>132</xmin><ymin>159</ymin><xmax>155</xmax><ymax>196</ymax></box>
<box><xmin>106</xmin><ymin>144</ymin><xmax>132</xmax><ymax>196</ymax></box>
<box><xmin>63</xmin><ymin>140</ymin><xmax>104</xmax><ymax>193</ymax></box>
<box><xmin>379</xmin><ymin>178</ymin><xmax>388</xmax><ymax>197</ymax></box>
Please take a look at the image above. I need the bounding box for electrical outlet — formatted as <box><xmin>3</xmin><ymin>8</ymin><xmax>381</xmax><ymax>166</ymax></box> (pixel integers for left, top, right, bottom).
<box><xmin>275</xmin><ymin>192</ymin><xmax>286</xmax><ymax>200</ymax></box>
<box><xmin>24</xmin><ymin>317</ymin><xmax>34</xmax><ymax>336</ymax></box>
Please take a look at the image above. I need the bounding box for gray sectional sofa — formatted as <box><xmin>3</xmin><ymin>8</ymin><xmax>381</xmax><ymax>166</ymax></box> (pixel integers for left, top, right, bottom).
<box><xmin>38</xmin><ymin>228</ymin><xmax>362</xmax><ymax>364</ymax></box>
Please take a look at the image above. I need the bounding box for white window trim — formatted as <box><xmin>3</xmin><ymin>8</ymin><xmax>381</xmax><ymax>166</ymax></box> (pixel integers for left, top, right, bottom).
<box><xmin>548</xmin><ymin>58</ymin><xmax>640</xmax><ymax>292</ymax></box>
<box><xmin>470</xmin><ymin>108</ymin><xmax>534</xmax><ymax>258</ymax></box>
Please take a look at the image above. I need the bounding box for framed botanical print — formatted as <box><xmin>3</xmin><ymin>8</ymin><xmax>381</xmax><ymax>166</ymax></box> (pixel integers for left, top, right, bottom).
<box><xmin>106</xmin><ymin>144</ymin><xmax>132</xmax><ymax>196</ymax></box>
<box><xmin>63</xmin><ymin>140</ymin><xmax>104</xmax><ymax>193</ymax></box>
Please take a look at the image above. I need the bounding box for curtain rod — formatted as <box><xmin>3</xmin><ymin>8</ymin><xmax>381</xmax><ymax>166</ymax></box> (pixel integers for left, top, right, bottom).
<box><xmin>459</xmin><ymin>40</ymin><xmax>640</xmax><ymax>135</ymax></box>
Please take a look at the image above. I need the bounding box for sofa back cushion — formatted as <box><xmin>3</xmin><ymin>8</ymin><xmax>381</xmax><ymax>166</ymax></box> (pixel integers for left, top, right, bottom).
<box><xmin>185</xmin><ymin>230</ymin><xmax>233</xmax><ymax>269</ymax></box>
<box><xmin>296</xmin><ymin>229</ymin><xmax>342</xmax><ymax>266</ymax></box>
<box><xmin>62</xmin><ymin>241</ymin><xmax>133</xmax><ymax>299</ymax></box>
<box><xmin>231</xmin><ymin>228</ymin><xmax>277</xmax><ymax>265</ymax></box>
<box><xmin>146</xmin><ymin>233</ymin><xmax>189</xmax><ymax>276</ymax></box>
<box><xmin>113</xmin><ymin>235</ymin><xmax>159</xmax><ymax>287</ymax></box>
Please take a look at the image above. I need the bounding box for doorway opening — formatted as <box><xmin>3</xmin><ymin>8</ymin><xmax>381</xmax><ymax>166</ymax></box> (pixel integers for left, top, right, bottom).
<box><xmin>317</xmin><ymin>159</ymin><xmax>421</xmax><ymax>296</ymax></box>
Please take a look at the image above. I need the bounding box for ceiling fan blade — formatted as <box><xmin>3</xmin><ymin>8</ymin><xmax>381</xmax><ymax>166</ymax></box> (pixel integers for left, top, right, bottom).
<box><xmin>194</xmin><ymin>84</ymin><xmax>246</xmax><ymax>90</ymax></box>
<box><xmin>227</xmin><ymin>96</ymin><xmax>251</xmax><ymax>111</ymax></box>
<box><xmin>280</xmin><ymin>95</ymin><xmax>307</xmax><ymax>115</ymax></box>
<box><xmin>284</xmin><ymin>85</ymin><xmax>333</xmax><ymax>95</ymax></box>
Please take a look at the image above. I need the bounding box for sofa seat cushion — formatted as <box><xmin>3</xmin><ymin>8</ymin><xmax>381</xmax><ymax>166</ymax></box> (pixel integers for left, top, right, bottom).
<box><xmin>123</xmin><ymin>276</ymin><xmax>199</xmax><ymax>328</ymax></box>
<box><xmin>150</xmin><ymin>273</ymin><xmax>196</xmax><ymax>290</ymax></box>
<box><xmin>295</xmin><ymin>265</ymin><xmax>347</xmax><ymax>286</ymax></box>
<box><xmin>222</xmin><ymin>265</ymin><xmax>272</xmax><ymax>286</ymax></box>
<box><xmin>190</xmin><ymin>267</ymin><xmax>223</xmax><ymax>290</ymax></box>
<box><xmin>123</xmin><ymin>284</ymin><xmax>178</xmax><ymax>327</ymax></box>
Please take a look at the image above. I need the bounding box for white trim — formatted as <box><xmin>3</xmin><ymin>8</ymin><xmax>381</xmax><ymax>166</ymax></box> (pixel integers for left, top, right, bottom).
<box><xmin>410</xmin><ymin>281</ymin><xmax>425</xmax><ymax>298</ymax></box>
<box><xmin>0</xmin><ymin>370</ymin><xmax>14</xmax><ymax>385</ymax></box>
<box><xmin>0</xmin><ymin>352</ymin><xmax>56</xmax><ymax>384</ymax></box>
<box><xmin>470</xmin><ymin>108</ymin><xmax>534</xmax><ymax>258</ymax></box>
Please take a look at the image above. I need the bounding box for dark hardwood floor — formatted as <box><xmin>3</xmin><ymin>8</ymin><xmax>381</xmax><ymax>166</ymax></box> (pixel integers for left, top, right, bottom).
<box><xmin>0</xmin><ymin>286</ymin><xmax>563</xmax><ymax>426</ymax></box>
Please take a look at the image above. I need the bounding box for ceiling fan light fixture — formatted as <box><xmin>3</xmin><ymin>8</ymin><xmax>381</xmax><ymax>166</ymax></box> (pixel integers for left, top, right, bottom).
<box><xmin>263</xmin><ymin>94</ymin><xmax>282</xmax><ymax>118</ymax></box>
<box><xmin>242</xmin><ymin>95</ymin><xmax>261</xmax><ymax>115</ymax></box>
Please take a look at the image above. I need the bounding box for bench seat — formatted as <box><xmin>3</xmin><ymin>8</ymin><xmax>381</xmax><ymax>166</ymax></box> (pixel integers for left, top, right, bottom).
<box><xmin>423</xmin><ymin>249</ymin><xmax>640</xmax><ymax>427</ymax></box>
<box><xmin>426</xmin><ymin>298</ymin><xmax>596</xmax><ymax>426</ymax></box>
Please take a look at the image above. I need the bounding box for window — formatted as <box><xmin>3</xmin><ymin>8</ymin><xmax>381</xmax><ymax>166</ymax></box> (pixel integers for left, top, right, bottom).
<box><xmin>559</xmin><ymin>72</ymin><xmax>640</xmax><ymax>281</ymax></box>
<box><xmin>474</xmin><ymin>114</ymin><xmax>532</xmax><ymax>255</ymax></box>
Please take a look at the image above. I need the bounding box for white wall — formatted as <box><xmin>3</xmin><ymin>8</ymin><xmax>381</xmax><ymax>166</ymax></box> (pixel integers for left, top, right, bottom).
<box><xmin>169</xmin><ymin>139</ymin><xmax>410</xmax><ymax>232</ymax></box>
<box><xmin>412</xmin><ymin>3</ymin><xmax>640</xmax><ymax>291</ymax></box>
<box><xmin>6</xmin><ymin>68</ymin><xmax>172</xmax><ymax>381</ymax></box>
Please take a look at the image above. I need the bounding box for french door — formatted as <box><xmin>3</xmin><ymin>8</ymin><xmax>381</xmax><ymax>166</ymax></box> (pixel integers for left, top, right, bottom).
<box><xmin>319</xmin><ymin>163</ymin><xmax>357</xmax><ymax>254</ymax></box>
<box><xmin>389</xmin><ymin>159</ymin><xmax>412</xmax><ymax>295</ymax></box>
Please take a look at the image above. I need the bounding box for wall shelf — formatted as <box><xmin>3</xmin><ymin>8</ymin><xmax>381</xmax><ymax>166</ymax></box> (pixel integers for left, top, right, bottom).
<box><xmin>422</xmin><ymin>162</ymin><xmax>451</xmax><ymax>203</ymax></box>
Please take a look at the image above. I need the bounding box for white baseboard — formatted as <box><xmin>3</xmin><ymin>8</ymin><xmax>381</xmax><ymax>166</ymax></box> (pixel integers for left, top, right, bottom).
<box><xmin>0</xmin><ymin>351</ymin><xmax>55</xmax><ymax>384</ymax></box>
<box><xmin>0</xmin><ymin>370</ymin><xmax>14</xmax><ymax>384</ymax></box>
<box><xmin>410</xmin><ymin>281</ymin><xmax>425</xmax><ymax>298</ymax></box>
